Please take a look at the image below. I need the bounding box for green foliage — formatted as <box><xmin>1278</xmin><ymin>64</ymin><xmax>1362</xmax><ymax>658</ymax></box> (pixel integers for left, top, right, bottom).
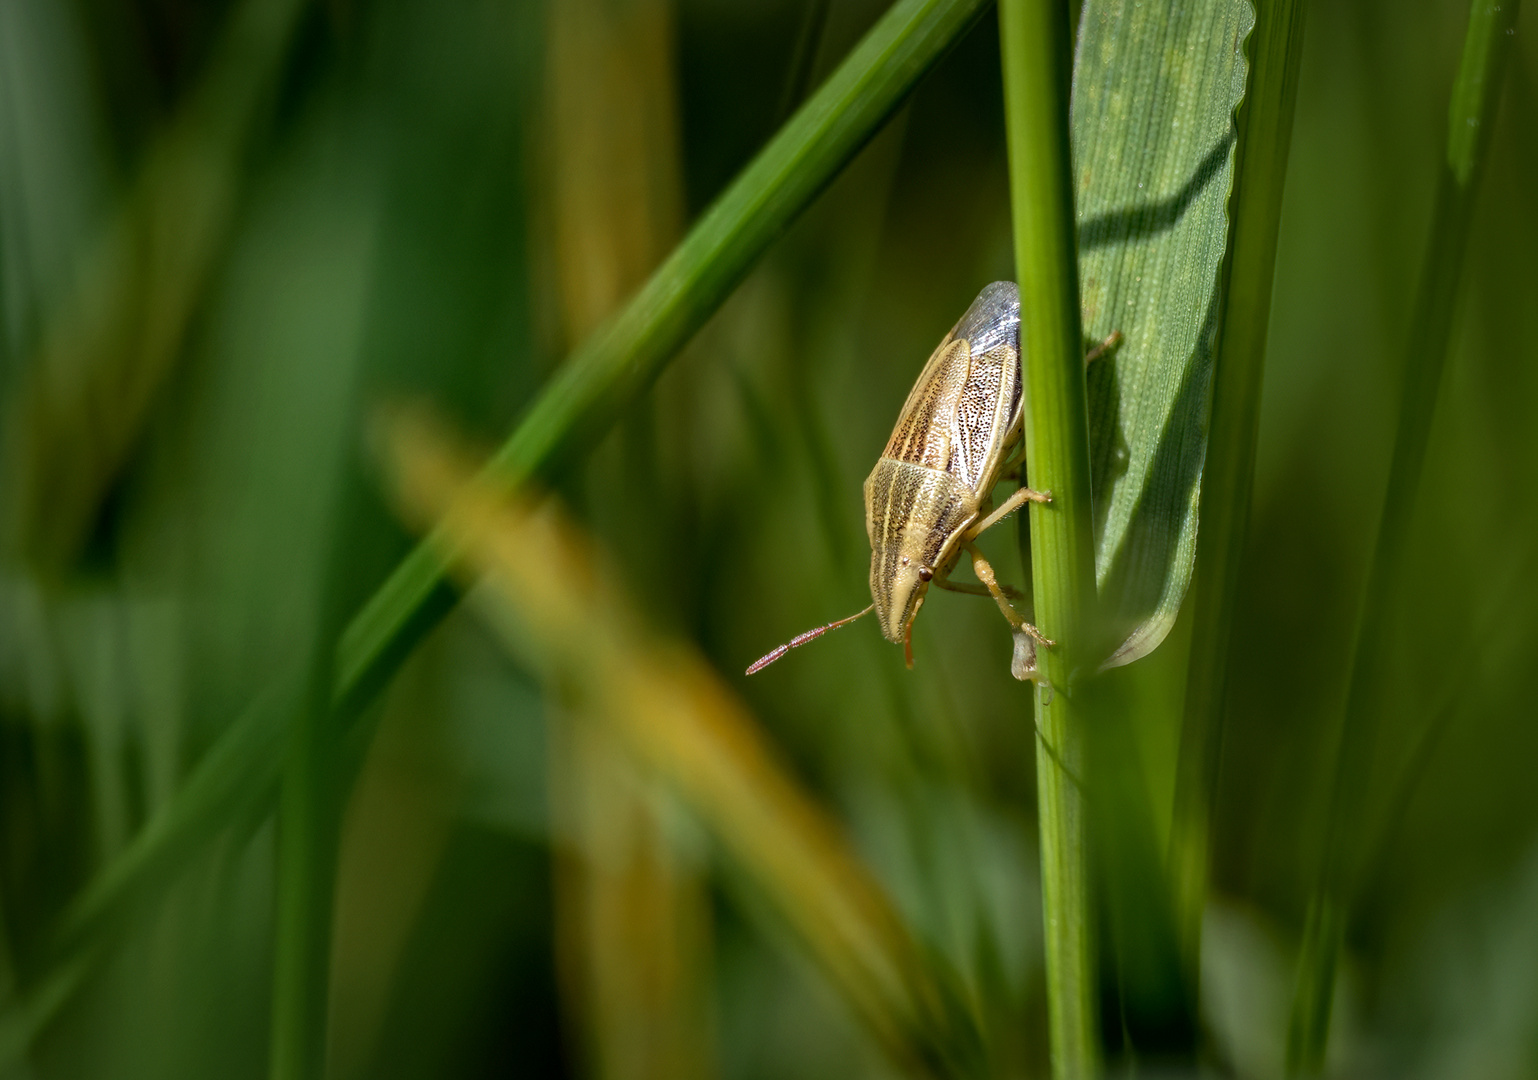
<box><xmin>1287</xmin><ymin>0</ymin><xmax>1524</xmax><ymax>1073</ymax></box>
<box><xmin>337</xmin><ymin>0</ymin><xmax>994</xmax><ymax>710</ymax></box>
<box><xmin>0</xmin><ymin>1</ymin><xmax>1534</xmax><ymax>1078</ymax></box>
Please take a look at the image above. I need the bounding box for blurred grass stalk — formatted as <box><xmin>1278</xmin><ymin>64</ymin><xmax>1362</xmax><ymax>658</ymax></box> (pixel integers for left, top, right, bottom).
<box><xmin>541</xmin><ymin>1</ymin><xmax>710</xmax><ymax>1077</ymax></box>
<box><xmin>2</xmin><ymin>0</ymin><xmax>308</xmax><ymax>568</ymax></box>
<box><xmin>1168</xmin><ymin>0</ymin><xmax>1307</xmax><ymax>1005</ymax></box>
<box><xmin>272</xmin><ymin>650</ymin><xmax>350</xmax><ymax>1080</ymax></box>
<box><xmin>1285</xmin><ymin>0</ymin><xmax>1523</xmax><ymax>1073</ymax></box>
<box><xmin>549</xmin><ymin>718</ymin><xmax>714</xmax><ymax>1080</ymax></box>
<box><xmin>334</xmin><ymin>0</ymin><xmax>992</xmax><ymax>706</ymax></box>
<box><xmin>998</xmin><ymin>0</ymin><xmax>1099</xmax><ymax>1076</ymax></box>
<box><xmin>376</xmin><ymin>408</ymin><xmax>978</xmax><ymax>1077</ymax></box>
<box><xmin>0</xmin><ymin>0</ymin><xmax>991</xmax><ymax>1060</ymax></box>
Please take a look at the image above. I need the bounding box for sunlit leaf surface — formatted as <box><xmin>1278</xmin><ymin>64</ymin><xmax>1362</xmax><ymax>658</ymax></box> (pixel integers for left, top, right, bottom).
<box><xmin>1073</xmin><ymin>0</ymin><xmax>1255</xmax><ymax>664</ymax></box>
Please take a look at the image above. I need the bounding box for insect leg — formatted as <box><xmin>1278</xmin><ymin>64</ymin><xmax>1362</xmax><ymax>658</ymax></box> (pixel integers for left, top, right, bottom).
<box><xmin>966</xmin><ymin>543</ymin><xmax>1053</xmax><ymax>646</ymax></box>
<box><xmin>932</xmin><ymin>577</ymin><xmax>1027</xmax><ymax>602</ymax></box>
<box><xmin>1085</xmin><ymin>329</ymin><xmax>1123</xmax><ymax>365</ymax></box>
<box><xmin>966</xmin><ymin>484</ymin><xmax>1052</xmax><ymax>540</ymax></box>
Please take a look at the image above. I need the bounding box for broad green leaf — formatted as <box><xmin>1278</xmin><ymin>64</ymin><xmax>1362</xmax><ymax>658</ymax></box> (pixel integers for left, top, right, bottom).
<box><xmin>1073</xmin><ymin>0</ymin><xmax>1255</xmax><ymax>665</ymax></box>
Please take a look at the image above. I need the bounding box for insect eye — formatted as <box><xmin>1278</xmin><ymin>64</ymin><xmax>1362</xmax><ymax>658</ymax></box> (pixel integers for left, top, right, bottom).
<box><xmin>917</xmin><ymin>566</ymin><xmax>933</xmax><ymax>582</ymax></box>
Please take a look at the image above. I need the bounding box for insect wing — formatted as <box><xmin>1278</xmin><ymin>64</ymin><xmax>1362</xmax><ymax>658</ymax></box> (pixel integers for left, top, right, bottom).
<box><xmin>880</xmin><ymin>282</ymin><xmax>1021</xmax><ymax>490</ymax></box>
<box><xmin>882</xmin><ymin>335</ymin><xmax>972</xmax><ymax>472</ymax></box>
<box><xmin>947</xmin><ymin>282</ymin><xmax>1022</xmax><ymax>490</ymax></box>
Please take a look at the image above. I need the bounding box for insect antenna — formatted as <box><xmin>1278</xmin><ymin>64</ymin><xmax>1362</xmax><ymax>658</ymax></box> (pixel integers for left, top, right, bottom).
<box><xmin>746</xmin><ymin>605</ymin><xmax>874</xmax><ymax>675</ymax></box>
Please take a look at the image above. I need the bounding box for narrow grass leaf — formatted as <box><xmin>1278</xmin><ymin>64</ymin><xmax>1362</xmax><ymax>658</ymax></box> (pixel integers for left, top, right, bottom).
<box><xmin>0</xmin><ymin>683</ymin><xmax>293</xmax><ymax>1073</ymax></box>
<box><xmin>0</xmin><ymin>0</ymin><xmax>111</xmax><ymax>371</ymax></box>
<box><xmin>334</xmin><ymin>0</ymin><xmax>989</xmax><ymax>705</ymax></box>
<box><xmin>0</xmin><ymin>951</ymin><xmax>93</xmax><ymax>1070</ymax></box>
<box><xmin>0</xmin><ymin>6</ymin><xmax>992</xmax><ymax>1050</ymax></box>
<box><xmin>50</xmin><ymin>684</ymin><xmax>294</xmax><ymax>951</ymax></box>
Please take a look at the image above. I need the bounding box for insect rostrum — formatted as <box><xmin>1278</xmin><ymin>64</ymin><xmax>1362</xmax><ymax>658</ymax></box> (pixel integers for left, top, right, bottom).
<box><xmin>749</xmin><ymin>281</ymin><xmax>1051</xmax><ymax>678</ymax></box>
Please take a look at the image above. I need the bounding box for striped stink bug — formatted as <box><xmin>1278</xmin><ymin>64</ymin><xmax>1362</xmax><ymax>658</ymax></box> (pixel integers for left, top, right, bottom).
<box><xmin>749</xmin><ymin>282</ymin><xmax>1113</xmax><ymax>680</ymax></box>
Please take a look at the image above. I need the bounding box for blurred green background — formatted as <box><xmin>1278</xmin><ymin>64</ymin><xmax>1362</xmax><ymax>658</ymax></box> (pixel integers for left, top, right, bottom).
<box><xmin>0</xmin><ymin>0</ymin><xmax>1534</xmax><ymax>1077</ymax></box>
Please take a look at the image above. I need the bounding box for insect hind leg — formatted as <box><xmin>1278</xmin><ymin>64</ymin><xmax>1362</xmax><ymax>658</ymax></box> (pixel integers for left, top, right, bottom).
<box><xmin>1084</xmin><ymin>329</ymin><xmax>1123</xmax><ymax>365</ymax></box>
<box><xmin>964</xmin><ymin>543</ymin><xmax>1053</xmax><ymax>646</ymax></box>
<box><xmin>933</xmin><ymin>578</ymin><xmax>1026</xmax><ymax>602</ymax></box>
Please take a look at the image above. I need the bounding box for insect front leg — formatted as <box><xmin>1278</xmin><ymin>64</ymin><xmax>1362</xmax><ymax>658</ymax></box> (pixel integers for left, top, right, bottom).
<box><xmin>965</xmin><ymin>542</ymin><xmax>1053</xmax><ymax>646</ymax></box>
<box><xmin>966</xmin><ymin>484</ymin><xmax>1052</xmax><ymax>540</ymax></box>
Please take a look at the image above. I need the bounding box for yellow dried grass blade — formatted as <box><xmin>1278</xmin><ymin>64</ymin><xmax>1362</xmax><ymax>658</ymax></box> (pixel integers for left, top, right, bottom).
<box><xmin>376</xmin><ymin>408</ymin><xmax>979</xmax><ymax>1078</ymax></box>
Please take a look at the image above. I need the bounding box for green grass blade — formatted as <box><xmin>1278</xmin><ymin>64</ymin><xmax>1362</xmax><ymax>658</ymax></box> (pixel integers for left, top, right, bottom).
<box><xmin>252</xmin><ymin>155</ymin><xmax>385</xmax><ymax>1080</ymax></box>
<box><xmin>998</xmin><ymin>1</ymin><xmax>1099</xmax><ymax>1076</ymax></box>
<box><xmin>335</xmin><ymin>0</ymin><xmax>990</xmax><ymax>708</ymax></box>
<box><xmin>1006</xmin><ymin>0</ymin><xmax>1257</xmax><ymax>1070</ymax></box>
<box><xmin>0</xmin><ymin>0</ymin><xmax>111</xmax><ymax>363</ymax></box>
<box><xmin>1075</xmin><ymin>0</ymin><xmax>1255</xmax><ymax>667</ymax></box>
<box><xmin>1169</xmin><ymin>0</ymin><xmax>1307</xmax><ymax>1004</ymax></box>
<box><xmin>1285</xmin><ymin>1</ymin><xmax>1523</xmax><ymax>1073</ymax></box>
<box><xmin>0</xmin><ymin>686</ymin><xmax>291</xmax><ymax>1073</ymax></box>
<box><xmin>0</xmin><ymin>951</ymin><xmax>93</xmax><ymax>1069</ymax></box>
<box><xmin>0</xmin><ymin>0</ymin><xmax>991</xmax><ymax>1057</ymax></box>
<box><xmin>50</xmin><ymin>684</ymin><xmax>294</xmax><ymax>950</ymax></box>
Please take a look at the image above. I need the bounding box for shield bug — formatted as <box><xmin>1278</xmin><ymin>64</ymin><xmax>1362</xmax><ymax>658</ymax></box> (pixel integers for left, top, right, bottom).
<box><xmin>748</xmin><ymin>281</ymin><xmax>1114</xmax><ymax>680</ymax></box>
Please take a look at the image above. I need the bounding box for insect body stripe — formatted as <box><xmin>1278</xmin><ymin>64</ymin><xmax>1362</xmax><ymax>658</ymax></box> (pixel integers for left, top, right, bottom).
<box><xmin>883</xmin><ymin>338</ymin><xmax>972</xmax><ymax>470</ymax></box>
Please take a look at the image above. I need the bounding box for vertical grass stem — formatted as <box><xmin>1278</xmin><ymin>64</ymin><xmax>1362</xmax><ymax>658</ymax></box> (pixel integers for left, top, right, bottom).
<box><xmin>999</xmin><ymin>1</ymin><xmax>1100</xmax><ymax>1075</ymax></box>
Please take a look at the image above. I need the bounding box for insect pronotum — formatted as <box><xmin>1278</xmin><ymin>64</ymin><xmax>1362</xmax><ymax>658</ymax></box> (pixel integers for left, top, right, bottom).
<box><xmin>748</xmin><ymin>282</ymin><xmax>1117</xmax><ymax>680</ymax></box>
